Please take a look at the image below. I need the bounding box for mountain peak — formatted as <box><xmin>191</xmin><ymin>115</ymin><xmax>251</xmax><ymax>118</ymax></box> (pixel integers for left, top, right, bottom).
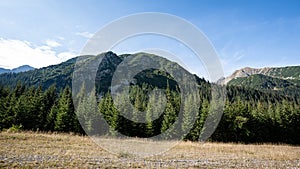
<box><xmin>0</xmin><ymin>65</ymin><xmax>35</xmax><ymax>74</ymax></box>
<box><xmin>221</xmin><ymin>65</ymin><xmax>300</xmax><ymax>84</ymax></box>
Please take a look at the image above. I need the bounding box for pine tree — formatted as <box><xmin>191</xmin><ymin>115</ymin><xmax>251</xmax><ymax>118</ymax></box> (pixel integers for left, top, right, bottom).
<box><xmin>55</xmin><ymin>87</ymin><xmax>76</xmax><ymax>132</ymax></box>
<box><xmin>113</xmin><ymin>90</ymin><xmax>133</xmax><ymax>136</ymax></box>
<box><xmin>98</xmin><ymin>93</ymin><xmax>119</xmax><ymax>136</ymax></box>
<box><xmin>42</xmin><ymin>85</ymin><xmax>57</xmax><ymax>130</ymax></box>
<box><xmin>160</xmin><ymin>83</ymin><xmax>177</xmax><ymax>138</ymax></box>
<box><xmin>145</xmin><ymin>91</ymin><xmax>155</xmax><ymax>136</ymax></box>
<box><xmin>33</xmin><ymin>86</ymin><xmax>44</xmax><ymax>130</ymax></box>
<box><xmin>46</xmin><ymin>104</ymin><xmax>58</xmax><ymax>131</ymax></box>
<box><xmin>76</xmin><ymin>90</ymin><xmax>99</xmax><ymax>135</ymax></box>
<box><xmin>182</xmin><ymin>95</ymin><xmax>194</xmax><ymax>133</ymax></box>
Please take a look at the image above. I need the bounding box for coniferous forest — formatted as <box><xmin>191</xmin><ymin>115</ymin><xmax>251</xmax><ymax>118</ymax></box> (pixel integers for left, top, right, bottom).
<box><xmin>0</xmin><ymin>79</ymin><xmax>299</xmax><ymax>144</ymax></box>
<box><xmin>0</xmin><ymin>52</ymin><xmax>299</xmax><ymax>145</ymax></box>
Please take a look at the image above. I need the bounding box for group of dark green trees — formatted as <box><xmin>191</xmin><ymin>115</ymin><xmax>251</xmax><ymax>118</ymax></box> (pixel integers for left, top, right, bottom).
<box><xmin>0</xmin><ymin>83</ymin><xmax>81</xmax><ymax>133</ymax></box>
<box><xmin>0</xmin><ymin>80</ymin><xmax>299</xmax><ymax>145</ymax></box>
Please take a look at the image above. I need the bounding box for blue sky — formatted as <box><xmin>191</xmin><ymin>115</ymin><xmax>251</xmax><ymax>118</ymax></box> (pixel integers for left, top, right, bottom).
<box><xmin>0</xmin><ymin>0</ymin><xmax>299</xmax><ymax>78</ymax></box>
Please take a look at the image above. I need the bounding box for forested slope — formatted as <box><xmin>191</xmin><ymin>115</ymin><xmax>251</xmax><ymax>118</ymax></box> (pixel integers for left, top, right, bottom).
<box><xmin>0</xmin><ymin>52</ymin><xmax>299</xmax><ymax>144</ymax></box>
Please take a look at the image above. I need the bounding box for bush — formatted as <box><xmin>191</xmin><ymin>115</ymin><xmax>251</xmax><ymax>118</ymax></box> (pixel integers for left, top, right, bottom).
<box><xmin>6</xmin><ymin>124</ymin><xmax>23</xmax><ymax>133</ymax></box>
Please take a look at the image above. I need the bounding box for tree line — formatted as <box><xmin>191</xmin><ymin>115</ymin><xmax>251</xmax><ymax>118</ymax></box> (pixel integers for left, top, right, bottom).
<box><xmin>0</xmin><ymin>81</ymin><xmax>299</xmax><ymax>144</ymax></box>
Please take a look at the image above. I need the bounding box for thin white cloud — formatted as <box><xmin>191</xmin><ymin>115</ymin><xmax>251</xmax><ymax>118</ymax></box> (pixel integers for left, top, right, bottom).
<box><xmin>232</xmin><ymin>50</ymin><xmax>245</xmax><ymax>62</ymax></box>
<box><xmin>57</xmin><ymin>51</ymin><xmax>77</xmax><ymax>61</ymax></box>
<box><xmin>45</xmin><ymin>39</ymin><xmax>61</xmax><ymax>48</ymax></box>
<box><xmin>219</xmin><ymin>42</ymin><xmax>247</xmax><ymax>76</ymax></box>
<box><xmin>0</xmin><ymin>38</ymin><xmax>77</xmax><ymax>69</ymax></box>
<box><xmin>76</xmin><ymin>31</ymin><xmax>94</xmax><ymax>38</ymax></box>
<box><xmin>220</xmin><ymin>49</ymin><xmax>245</xmax><ymax>66</ymax></box>
<box><xmin>56</xmin><ymin>36</ymin><xmax>65</xmax><ymax>40</ymax></box>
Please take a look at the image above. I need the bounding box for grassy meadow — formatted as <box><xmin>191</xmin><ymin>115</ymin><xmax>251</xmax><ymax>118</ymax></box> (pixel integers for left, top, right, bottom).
<box><xmin>0</xmin><ymin>131</ymin><xmax>299</xmax><ymax>168</ymax></box>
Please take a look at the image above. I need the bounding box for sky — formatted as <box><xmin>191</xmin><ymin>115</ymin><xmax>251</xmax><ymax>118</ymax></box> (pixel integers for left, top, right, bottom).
<box><xmin>0</xmin><ymin>0</ymin><xmax>299</xmax><ymax>78</ymax></box>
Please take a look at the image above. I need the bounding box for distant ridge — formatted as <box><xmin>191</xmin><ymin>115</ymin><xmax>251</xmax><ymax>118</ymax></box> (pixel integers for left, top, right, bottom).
<box><xmin>0</xmin><ymin>65</ymin><xmax>35</xmax><ymax>74</ymax></box>
<box><xmin>220</xmin><ymin>66</ymin><xmax>300</xmax><ymax>84</ymax></box>
<box><xmin>218</xmin><ymin>65</ymin><xmax>300</xmax><ymax>97</ymax></box>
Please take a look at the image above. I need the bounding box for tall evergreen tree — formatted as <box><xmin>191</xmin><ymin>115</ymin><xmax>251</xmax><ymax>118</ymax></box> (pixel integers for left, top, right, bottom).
<box><xmin>54</xmin><ymin>86</ymin><xmax>77</xmax><ymax>132</ymax></box>
<box><xmin>160</xmin><ymin>83</ymin><xmax>177</xmax><ymax>138</ymax></box>
<box><xmin>42</xmin><ymin>85</ymin><xmax>57</xmax><ymax>130</ymax></box>
<box><xmin>98</xmin><ymin>93</ymin><xmax>119</xmax><ymax>136</ymax></box>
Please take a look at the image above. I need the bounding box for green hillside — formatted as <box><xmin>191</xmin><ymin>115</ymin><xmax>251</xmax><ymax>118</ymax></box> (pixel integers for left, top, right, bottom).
<box><xmin>265</xmin><ymin>66</ymin><xmax>300</xmax><ymax>80</ymax></box>
<box><xmin>228</xmin><ymin>74</ymin><xmax>300</xmax><ymax>97</ymax></box>
<box><xmin>0</xmin><ymin>51</ymin><xmax>299</xmax><ymax>144</ymax></box>
<box><xmin>0</xmin><ymin>52</ymin><xmax>187</xmax><ymax>94</ymax></box>
<box><xmin>0</xmin><ymin>57</ymin><xmax>76</xmax><ymax>91</ymax></box>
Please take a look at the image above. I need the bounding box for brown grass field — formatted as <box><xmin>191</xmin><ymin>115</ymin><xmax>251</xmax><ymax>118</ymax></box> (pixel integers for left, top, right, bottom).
<box><xmin>0</xmin><ymin>131</ymin><xmax>299</xmax><ymax>168</ymax></box>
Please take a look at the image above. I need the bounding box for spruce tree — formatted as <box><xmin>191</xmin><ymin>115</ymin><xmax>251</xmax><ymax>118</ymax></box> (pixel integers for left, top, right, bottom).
<box><xmin>55</xmin><ymin>87</ymin><xmax>76</xmax><ymax>132</ymax></box>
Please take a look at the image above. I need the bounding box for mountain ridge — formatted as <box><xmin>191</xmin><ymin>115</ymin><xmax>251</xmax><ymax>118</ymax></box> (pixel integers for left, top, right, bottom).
<box><xmin>221</xmin><ymin>65</ymin><xmax>300</xmax><ymax>84</ymax></box>
<box><xmin>0</xmin><ymin>52</ymin><xmax>200</xmax><ymax>93</ymax></box>
<box><xmin>0</xmin><ymin>53</ymin><xmax>298</xmax><ymax>99</ymax></box>
<box><xmin>0</xmin><ymin>65</ymin><xmax>35</xmax><ymax>74</ymax></box>
<box><xmin>221</xmin><ymin>65</ymin><xmax>300</xmax><ymax>98</ymax></box>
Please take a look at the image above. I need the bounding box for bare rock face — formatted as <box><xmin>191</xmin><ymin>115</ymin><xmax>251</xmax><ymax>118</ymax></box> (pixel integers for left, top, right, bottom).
<box><xmin>219</xmin><ymin>67</ymin><xmax>257</xmax><ymax>84</ymax></box>
<box><xmin>224</xmin><ymin>67</ymin><xmax>271</xmax><ymax>83</ymax></box>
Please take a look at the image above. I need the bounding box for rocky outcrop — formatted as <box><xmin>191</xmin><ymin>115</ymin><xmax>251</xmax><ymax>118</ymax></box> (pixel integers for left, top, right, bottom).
<box><xmin>222</xmin><ymin>67</ymin><xmax>271</xmax><ymax>84</ymax></box>
<box><xmin>220</xmin><ymin>66</ymin><xmax>300</xmax><ymax>84</ymax></box>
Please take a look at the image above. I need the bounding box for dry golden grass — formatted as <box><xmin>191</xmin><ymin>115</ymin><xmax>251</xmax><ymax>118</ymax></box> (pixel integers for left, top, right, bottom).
<box><xmin>0</xmin><ymin>131</ymin><xmax>299</xmax><ymax>168</ymax></box>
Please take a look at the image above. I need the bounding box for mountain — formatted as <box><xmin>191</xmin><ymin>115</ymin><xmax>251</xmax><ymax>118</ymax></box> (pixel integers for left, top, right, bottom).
<box><xmin>0</xmin><ymin>68</ymin><xmax>10</xmax><ymax>74</ymax></box>
<box><xmin>0</xmin><ymin>52</ymin><xmax>198</xmax><ymax>93</ymax></box>
<box><xmin>0</xmin><ymin>51</ymin><xmax>297</xmax><ymax>101</ymax></box>
<box><xmin>222</xmin><ymin>66</ymin><xmax>300</xmax><ymax>84</ymax></box>
<box><xmin>223</xmin><ymin>66</ymin><xmax>300</xmax><ymax>97</ymax></box>
<box><xmin>0</xmin><ymin>65</ymin><xmax>35</xmax><ymax>74</ymax></box>
<box><xmin>0</xmin><ymin>51</ymin><xmax>299</xmax><ymax>144</ymax></box>
<box><xmin>228</xmin><ymin>74</ymin><xmax>300</xmax><ymax>97</ymax></box>
<box><xmin>0</xmin><ymin>57</ymin><xmax>76</xmax><ymax>91</ymax></box>
<box><xmin>11</xmin><ymin>65</ymin><xmax>35</xmax><ymax>73</ymax></box>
